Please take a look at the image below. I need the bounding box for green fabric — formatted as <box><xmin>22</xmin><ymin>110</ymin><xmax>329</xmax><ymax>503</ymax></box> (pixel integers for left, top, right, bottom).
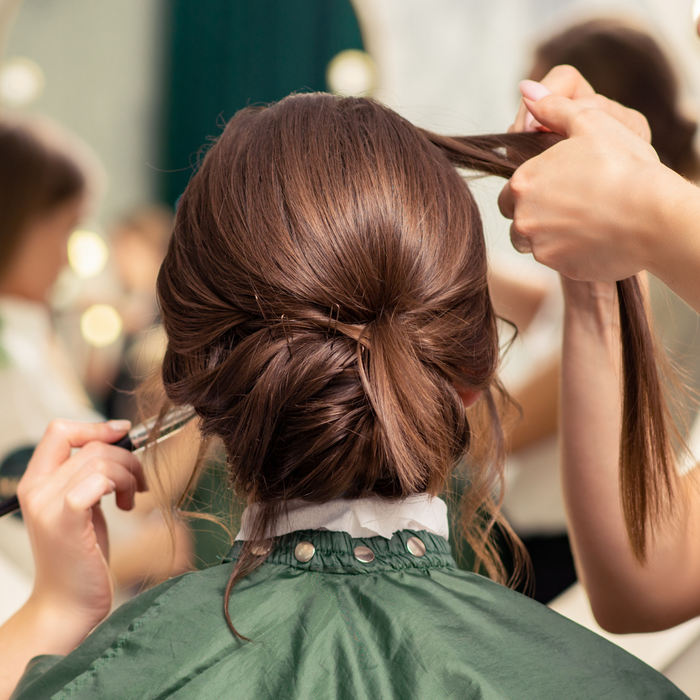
<box><xmin>13</xmin><ymin>529</ymin><xmax>687</xmax><ymax>699</ymax></box>
<box><xmin>159</xmin><ymin>0</ymin><xmax>364</xmax><ymax>206</ymax></box>
<box><xmin>184</xmin><ymin>458</ymin><xmax>245</xmax><ymax>570</ymax></box>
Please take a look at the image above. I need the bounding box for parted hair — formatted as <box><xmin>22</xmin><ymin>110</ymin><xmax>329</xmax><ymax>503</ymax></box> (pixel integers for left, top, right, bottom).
<box><xmin>156</xmin><ymin>94</ymin><xmax>675</xmax><ymax>634</ymax></box>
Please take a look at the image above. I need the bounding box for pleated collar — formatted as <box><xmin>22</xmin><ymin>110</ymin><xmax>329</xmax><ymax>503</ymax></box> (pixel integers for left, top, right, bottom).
<box><xmin>235</xmin><ymin>495</ymin><xmax>449</xmax><ymax>542</ymax></box>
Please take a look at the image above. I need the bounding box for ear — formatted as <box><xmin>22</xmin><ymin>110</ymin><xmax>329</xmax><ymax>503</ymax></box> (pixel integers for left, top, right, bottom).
<box><xmin>456</xmin><ymin>387</ymin><xmax>481</xmax><ymax>408</ymax></box>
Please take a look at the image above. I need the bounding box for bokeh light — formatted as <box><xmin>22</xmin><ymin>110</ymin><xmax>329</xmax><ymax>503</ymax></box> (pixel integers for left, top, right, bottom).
<box><xmin>326</xmin><ymin>49</ymin><xmax>377</xmax><ymax>96</ymax></box>
<box><xmin>80</xmin><ymin>304</ymin><xmax>123</xmax><ymax>347</ymax></box>
<box><xmin>0</xmin><ymin>57</ymin><xmax>45</xmax><ymax>107</ymax></box>
<box><xmin>68</xmin><ymin>230</ymin><xmax>109</xmax><ymax>279</ymax></box>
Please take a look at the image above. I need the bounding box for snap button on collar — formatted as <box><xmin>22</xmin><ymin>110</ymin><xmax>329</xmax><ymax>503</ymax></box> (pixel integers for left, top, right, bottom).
<box><xmin>250</xmin><ymin>541</ymin><xmax>271</xmax><ymax>556</ymax></box>
<box><xmin>353</xmin><ymin>545</ymin><xmax>375</xmax><ymax>563</ymax></box>
<box><xmin>407</xmin><ymin>536</ymin><xmax>426</xmax><ymax>557</ymax></box>
<box><xmin>294</xmin><ymin>541</ymin><xmax>315</xmax><ymax>562</ymax></box>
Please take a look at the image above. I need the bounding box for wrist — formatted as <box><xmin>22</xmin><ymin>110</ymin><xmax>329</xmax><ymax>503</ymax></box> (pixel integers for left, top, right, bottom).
<box><xmin>639</xmin><ymin>166</ymin><xmax>700</xmax><ymax>279</ymax></box>
<box><xmin>23</xmin><ymin>593</ymin><xmax>102</xmax><ymax>655</ymax></box>
<box><xmin>562</xmin><ymin>278</ymin><xmax>617</xmax><ymax>319</ymax></box>
<box><xmin>562</xmin><ymin>279</ymin><xmax>620</xmax><ymax>359</ymax></box>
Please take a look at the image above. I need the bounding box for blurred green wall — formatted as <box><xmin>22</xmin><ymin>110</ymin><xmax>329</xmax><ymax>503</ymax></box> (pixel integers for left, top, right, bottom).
<box><xmin>159</xmin><ymin>0</ymin><xmax>364</xmax><ymax>206</ymax></box>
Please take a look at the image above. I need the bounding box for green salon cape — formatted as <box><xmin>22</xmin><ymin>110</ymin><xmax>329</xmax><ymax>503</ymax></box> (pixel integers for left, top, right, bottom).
<box><xmin>12</xmin><ymin>530</ymin><xmax>687</xmax><ymax>699</ymax></box>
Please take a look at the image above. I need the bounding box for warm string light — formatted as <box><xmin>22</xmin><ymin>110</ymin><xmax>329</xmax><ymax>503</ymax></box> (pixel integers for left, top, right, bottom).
<box><xmin>67</xmin><ymin>230</ymin><xmax>109</xmax><ymax>279</ymax></box>
<box><xmin>80</xmin><ymin>304</ymin><xmax>123</xmax><ymax>347</ymax></box>
<box><xmin>326</xmin><ymin>49</ymin><xmax>377</xmax><ymax>96</ymax></box>
<box><xmin>0</xmin><ymin>57</ymin><xmax>45</xmax><ymax>107</ymax></box>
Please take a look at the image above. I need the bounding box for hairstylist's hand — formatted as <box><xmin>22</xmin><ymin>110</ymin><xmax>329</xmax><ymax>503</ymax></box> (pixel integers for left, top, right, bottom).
<box><xmin>498</xmin><ymin>82</ymin><xmax>680</xmax><ymax>282</ymax></box>
<box><xmin>17</xmin><ymin>420</ymin><xmax>146</xmax><ymax>633</ymax></box>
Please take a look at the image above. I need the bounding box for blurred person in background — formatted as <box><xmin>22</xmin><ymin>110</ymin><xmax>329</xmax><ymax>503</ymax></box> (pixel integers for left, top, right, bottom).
<box><xmin>0</xmin><ymin>116</ymin><xmax>101</xmax><ymax>491</ymax></box>
<box><xmin>0</xmin><ymin>116</ymin><xmax>192</xmax><ymax>594</ymax></box>
<box><xmin>490</xmin><ymin>17</ymin><xmax>700</xmax><ymax>604</ymax></box>
<box><xmin>91</xmin><ymin>206</ymin><xmax>173</xmax><ymax>422</ymax></box>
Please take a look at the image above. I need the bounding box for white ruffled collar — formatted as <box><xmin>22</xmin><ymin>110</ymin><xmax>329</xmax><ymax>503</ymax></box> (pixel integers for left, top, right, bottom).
<box><xmin>235</xmin><ymin>494</ymin><xmax>449</xmax><ymax>542</ymax></box>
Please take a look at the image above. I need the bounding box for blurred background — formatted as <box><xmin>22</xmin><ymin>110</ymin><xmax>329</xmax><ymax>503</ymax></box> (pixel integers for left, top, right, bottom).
<box><xmin>2</xmin><ymin>0</ymin><xmax>700</xmax><ymax>693</ymax></box>
<box><xmin>2</xmin><ymin>0</ymin><xmax>700</xmax><ymax>406</ymax></box>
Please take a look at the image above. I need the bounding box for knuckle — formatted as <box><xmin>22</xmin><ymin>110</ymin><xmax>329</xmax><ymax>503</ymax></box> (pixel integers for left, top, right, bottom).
<box><xmin>509</xmin><ymin>171</ymin><xmax>526</xmax><ymax>197</ymax></box>
<box><xmin>64</xmin><ymin>491</ymin><xmax>83</xmax><ymax>512</ymax></box>
<box><xmin>549</xmin><ymin>64</ymin><xmax>578</xmax><ymax>84</ymax></box>
<box><xmin>570</xmin><ymin>107</ymin><xmax>595</xmax><ymax>132</ymax></box>
<box><xmin>512</xmin><ymin>213</ymin><xmax>533</xmax><ymax>238</ymax></box>
<box><xmin>88</xmin><ymin>456</ymin><xmax>109</xmax><ymax>474</ymax></box>
<box><xmin>635</xmin><ymin>113</ymin><xmax>651</xmax><ymax>140</ymax></box>
<box><xmin>20</xmin><ymin>489</ymin><xmax>41</xmax><ymax>514</ymax></box>
<box><xmin>552</xmin><ymin>64</ymin><xmax>579</xmax><ymax>80</ymax></box>
<box><xmin>82</xmin><ymin>441</ymin><xmax>106</xmax><ymax>459</ymax></box>
<box><xmin>509</xmin><ymin>168</ymin><xmax>534</xmax><ymax>199</ymax></box>
<box><xmin>46</xmin><ymin>419</ymin><xmax>69</xmax><ymax>438</ymax></box>
<box><xmin>545</xmin><ymin>64</ymin><xmax>585</xmax><ymax>94</ymax></box>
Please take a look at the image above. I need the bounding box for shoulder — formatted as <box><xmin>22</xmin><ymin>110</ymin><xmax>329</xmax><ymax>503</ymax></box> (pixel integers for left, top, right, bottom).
<box><xmin>12</xmin><ymin>567</ymin><xmax>227</xmax><ymax>700</ymax></box>
<box><xmin>11</xmin><ymin>555</ymin><xmax>687</xmax><ymax>700</ymax></box>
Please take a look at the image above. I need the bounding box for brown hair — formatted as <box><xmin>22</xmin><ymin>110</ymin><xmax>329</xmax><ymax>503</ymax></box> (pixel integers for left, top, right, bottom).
<box><xmin>0</xmin><ymin>118</ymin><xmax>87</xmax><ymax>279</ymax></box>
<box><xmin>156</xmin><ymin>94</ymin><xmax>674</xmax><ymax>634</ymax></box>
<box><xmin>532</xmin><ymin>18</ymin><xmax>700</xmax><ymax>178</ymax></box>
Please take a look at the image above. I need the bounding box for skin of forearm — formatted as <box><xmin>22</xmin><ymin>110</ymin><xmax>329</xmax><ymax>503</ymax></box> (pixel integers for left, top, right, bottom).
<box><xmin>643</xmin><ymin>169</ymin><xmax>700</xmax><ymax>316</ymax></box>
<box><xmin>561</xmin><ymin>291</ymin><xmax>700</xmax><ymax>632</ymax></box>
<box><xmin>0</xmin><ymin>595</ymin><xmax>96</xmax><ymax>700</ymax></box>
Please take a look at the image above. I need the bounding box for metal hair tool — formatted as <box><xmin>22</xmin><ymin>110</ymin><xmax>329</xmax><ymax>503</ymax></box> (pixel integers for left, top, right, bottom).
<box><xmin>0</xmin><ymin>406</ymin><xmax>196</xmax><ymax>518</ymax></box>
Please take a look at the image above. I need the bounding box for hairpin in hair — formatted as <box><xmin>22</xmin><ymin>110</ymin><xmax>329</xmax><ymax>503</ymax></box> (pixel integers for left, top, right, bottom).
<box><xmin>279</xmin><ymin>314</ymin><xmax>293</xmax><ymax>358</ymax></box>
<box><xmin>253</xmin><ymin>291</ymin><xmax>275</xmax><ymax>344</ymax></box>
<box><xmin>329</xmin><ymin>303</ymin><xmax>340</xmax><ymax>347</ymax></box>
<box><xmin>253</xmin><ymin>293</ymin><xmax>269</xmax><ymax>321</ymax></box>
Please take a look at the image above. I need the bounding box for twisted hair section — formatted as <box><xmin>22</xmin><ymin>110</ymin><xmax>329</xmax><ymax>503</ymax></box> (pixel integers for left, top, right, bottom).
<box><xmin>157</xmin><ymin>94</ymin><xmax>674</xmax><ymax>635</ymax></box>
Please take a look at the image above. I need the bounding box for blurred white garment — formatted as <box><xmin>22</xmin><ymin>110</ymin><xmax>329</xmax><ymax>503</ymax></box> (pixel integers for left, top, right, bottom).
<box><xmin>0</xmin><ymin>296</ymin><xmax>146</xmax><ymax>616</ymax></box>
<box><xmin>680</xmin><ymin>414</ymin><xmax>700</xmax><ymax>476</ymax></box>
<box><xmin>0</xmin><ymin>548</ymin><xmax>31</xmax><ymax>625</ymax></box>
<box><xmin>0</xmin><ymin>295</ymin><xmax>101</xmax><ymax>580</ymax></box>
<box><xmin>500</xmin><ymin>279</ymin><xmax>568</xmax><ymax>537</ymax></box>
<box><xmin>0</xmin><ymin>295</ymin><xmax>101</xmax><ymax>460</ymax></box>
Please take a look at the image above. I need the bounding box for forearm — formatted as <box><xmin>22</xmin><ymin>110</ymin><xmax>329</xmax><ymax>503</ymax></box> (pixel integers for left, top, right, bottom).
<box><xmin>561</xmin><ymin>286</ymin><xmax>700</xmax><ymax>632</ymax></box>
<box><xmin>0</xmin><ymin>596</ymin><xmax>94</xmax><ymax>700</ymax></box>
<box><xmin>642</xmin><ymin>168</ymin><xmax>700</xmax><ymax>315</ymax></box>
